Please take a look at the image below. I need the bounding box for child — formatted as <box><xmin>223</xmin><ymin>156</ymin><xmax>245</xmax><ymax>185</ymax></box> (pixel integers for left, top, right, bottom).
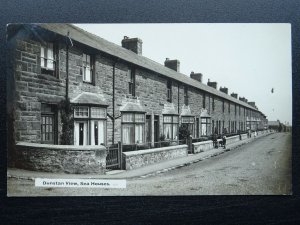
<box><xmin>222</xmin><ymin>135</ymin><xmax>226</xmax><ymax>149</ymax></box>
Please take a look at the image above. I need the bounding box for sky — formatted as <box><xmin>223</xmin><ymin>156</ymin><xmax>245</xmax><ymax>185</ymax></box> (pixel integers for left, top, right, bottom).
<box><xmin>76</xmin><ymin>23</ymin><xmax>292</xmax><ymax>125</ymax></box>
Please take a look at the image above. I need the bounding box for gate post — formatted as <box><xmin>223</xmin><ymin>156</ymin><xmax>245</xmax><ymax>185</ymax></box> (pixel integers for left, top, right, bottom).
<box><xmin>118</xmin><ymin>141</ymin><xmax>123</xmax><ymax>170</ymax></box>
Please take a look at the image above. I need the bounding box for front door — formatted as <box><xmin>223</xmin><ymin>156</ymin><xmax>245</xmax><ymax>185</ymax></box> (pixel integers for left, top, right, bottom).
<box><xmin>146</xmin><ymin>115</ymin><xmax>151</xmax><ymax>144</ymax></box>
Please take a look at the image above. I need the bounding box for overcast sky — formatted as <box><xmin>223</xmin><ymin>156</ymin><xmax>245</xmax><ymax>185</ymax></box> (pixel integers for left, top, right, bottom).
<box><xmin>76</xmin><ymin>23</ymin><xmax>292</xmax><ymax>125</ymax></box>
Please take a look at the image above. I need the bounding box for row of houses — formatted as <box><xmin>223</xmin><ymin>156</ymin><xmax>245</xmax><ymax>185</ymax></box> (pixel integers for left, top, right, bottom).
<box><xmin>7</xmin><ymin>24</ymin><xmax>268</xmax><ymax>153</ymax></box>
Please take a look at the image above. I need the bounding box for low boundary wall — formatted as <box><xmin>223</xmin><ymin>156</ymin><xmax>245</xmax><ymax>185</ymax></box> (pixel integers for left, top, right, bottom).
<box><xmin>192</xmin><ymin>131</ymin><xmax>271</xmax><ymax>154</ymax></box>
<box><xmin>122</xmin><ymin>145</ymin><xmax>188</xmax><ymax>170</ymax></box>
<box><xmin>15</xmin><ymin>142</ymin><xmax>107</xmax><ymax>174</ymax></box>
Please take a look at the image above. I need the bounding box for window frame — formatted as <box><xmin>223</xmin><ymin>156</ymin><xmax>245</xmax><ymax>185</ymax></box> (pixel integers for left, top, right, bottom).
<box><xmin>40</xmin><ymin>42</ymin><xmax>59</xmax><ymax>77</ymax></box>
<box><xmin>167</xmin><ymin>80</ymin><xmax>172</xmax><ymax>103</ymax></box>
<box><xmin>184</xmin><ymin>86</ymin><xmax>188</xmax><ymax>105</ymax></box>
<box><xmin>181</xmin><ymin>116</ymin><xmax>195</xmax><ymax>136</ymax></box>
<box><xmin>41</xmin><ymin>103</ymin><xmax>57</xmax><ymax>144</ymax></box>
<box><xmin>73</xmin><ymin>106</ymin><xmax>107</xmax><ymax>146</ymax></box>
<box><xmin>128</xmin><ymin>68</ymin><xmax>136</xmax><ymax>96</ymax></box>
<box><xmin>82</xmin><ymin>53</ymin><xmax>94</xmax><ymax>84</ymax></box>
<box><xmin>200</xmin><ymin>117</ymin><xmax>211</xmax><ymax>136</ymax></box>
<box><xmin>121</xmin><ymin>112</ymin><xmax>146</xmax><ymax>144</ymax></box>
<box><xmin>163</xmin><ymin>115</ymin><xmax>179</xmax><ymax>140</ymax></box>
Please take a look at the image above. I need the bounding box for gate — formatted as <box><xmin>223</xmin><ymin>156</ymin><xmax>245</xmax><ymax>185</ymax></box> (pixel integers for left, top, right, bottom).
<box><xmin>106</xmin><ymin>141</ymin><xmax>122</xmax><ymax>170</ymax></box>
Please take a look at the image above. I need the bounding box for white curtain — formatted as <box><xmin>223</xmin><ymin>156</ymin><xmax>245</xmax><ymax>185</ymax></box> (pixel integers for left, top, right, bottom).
<box><xmin>40</xmin><ymin>46</ymin><xmax>45</xmax><ymax>67</ymax></box>
<box><xmin>74</xmin><ymin>121</ymin><xmax>88</xmax><ymax>145</ymax></box>
<box><xmin>123</xmin><ymin>124</ymin><xmax>134</xmax><ymax>144</ymax></box>
<box><xmin>90</xmin><ymin>120</ymin><xmax>95</xmax><ymax>145</ymax></box>
<box><xmin>201</xmin><ymin>124</ymin><xmax>207</xmax><ymax>136</ymax></box>
<box><xmin>47</xmin><ymin>43</ymin><xmax>54</xmax><ymax>69</ymax></box>
<box><xmin>172</xmin><ymin>124</ymin><xmax>178</xmax><ymax>140</ymax></box>
<box><xmin>135</xmin><ymin>124</ymin><xmax>144</xmax><ymax>144</ymax></box>
<box><xmin>98</xmin><ymin>120</ymin><xmax>105</xmax><ymax>145</ymax></box>
<box><xmin>85</xmin><ymin>66</ymin><xmax>91</xmax><ymax>82</ymax></box>
<box><xmin>164</xmin><ymin>124</ymin><xmax>172</xmax><ymax>139</ymax></box>
<box><xmin>74</xmin><ymin>122</ymin><xmax>79</xmax><ymax>145</ymax></box>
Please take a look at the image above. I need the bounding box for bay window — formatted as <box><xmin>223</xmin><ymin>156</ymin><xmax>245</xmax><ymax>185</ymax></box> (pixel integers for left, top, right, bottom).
<box><xmin>163</xmin><ymin>115</ymin><xmax>179</xmax><ymax>140</ymax></box>
<box><xmin>74</xmin><ymin>106</ymin><xmax>106</xmax><ymax>146</ymax></box>
<box><xmin>181</xmin><ymin>116</ymin><xmax>195</xmax><ymax>136</ymax></box>
<box><xmin>201</xmin><ymin>117</ymin><xmax>211</xmax><ymax>136</ymax></box>
<box><xmin>122</xmin><ymin>113</ymin><xmax>145</xmax><ymax>144</ymax></box>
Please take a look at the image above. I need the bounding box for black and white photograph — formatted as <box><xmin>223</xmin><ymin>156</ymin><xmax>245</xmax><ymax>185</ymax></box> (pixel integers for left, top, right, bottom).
<box><xmin>6</xmin><ymin>23</ymin><xmax>292</xmax><ymax>196</ymax></box>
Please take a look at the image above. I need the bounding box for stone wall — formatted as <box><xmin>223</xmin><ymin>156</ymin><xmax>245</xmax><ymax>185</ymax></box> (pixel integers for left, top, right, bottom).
<box><xmin>122</xmin><ymin>145</ymin><xmax>188</xmax><ymax>170</ymax></box>
<box><xmin>192</xmin><ymin>140</ymin><xmax>214</xmax><ymax>153</ymax></box>
<box><xmin>15</xmin><ymin>142</ymin><xmax>107</xmax><ymax>174</ymax></box>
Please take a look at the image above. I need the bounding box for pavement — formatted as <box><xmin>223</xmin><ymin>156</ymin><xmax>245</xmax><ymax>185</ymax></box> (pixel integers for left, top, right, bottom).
<box><xmin>7</xmin><ymin>133</ymin><xmax>272</xmax><ymax>181</ymax></box>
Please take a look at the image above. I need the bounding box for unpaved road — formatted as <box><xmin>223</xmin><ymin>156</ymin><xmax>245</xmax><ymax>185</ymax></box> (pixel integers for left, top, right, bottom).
<box><xmin>8</xmin><ymin>133</ymin><xmax>292</xmax><ymax>196</ymax></box>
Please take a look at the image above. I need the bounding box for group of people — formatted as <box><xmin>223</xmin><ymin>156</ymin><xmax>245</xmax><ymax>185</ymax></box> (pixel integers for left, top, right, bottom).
<box><xmin>212</xmin><ymin>132</ymin><xmax>226</xmax><ymax>149</ymax></box>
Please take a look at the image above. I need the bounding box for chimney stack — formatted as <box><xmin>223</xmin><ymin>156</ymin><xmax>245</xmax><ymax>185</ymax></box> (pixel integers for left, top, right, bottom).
<box><xmin>248</xmin><ymin>101</ymin><xmax>256</xmax><ymax>107</ymax></box>
<box><xmin>231</xmin><ymin>93</ymin><xmax>238</xmax><ymax>99</ymax></box>
<box><xmin>164</xmin><ymin>58</ymin><xmax>180</xmax><ymax>72</ymax></box>
<box><xmin>219</xmin><ymin>86</ymin><xmax>228</xmax><ymax>94</ymax></box>
<box><xmin>121</xmin><ymin>36</ymin><xmax>143</xmax><ymax>55</ymax></box>
<box><xmin>190</xmin><ymin>71</ymin><xmax>203</xmax><ymax>83</ymax></box>
<box><xmin>207</xmin><ymin>80</ymin><xmax>217</xmax><ymax>89</ymax></box>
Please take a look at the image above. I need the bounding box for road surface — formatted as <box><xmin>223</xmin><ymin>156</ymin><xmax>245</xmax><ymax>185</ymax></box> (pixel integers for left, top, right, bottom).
<box><xmin>7</xmin><ymin>132</ymin><xmax>292</xmax><ymax>196</ymax></box>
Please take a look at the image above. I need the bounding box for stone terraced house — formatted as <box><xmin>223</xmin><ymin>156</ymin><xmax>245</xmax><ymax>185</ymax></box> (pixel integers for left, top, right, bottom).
<box><xmin>6</xmin><ymin>24</ymin><xmax>268</xmax><ymax>172</ymax></box>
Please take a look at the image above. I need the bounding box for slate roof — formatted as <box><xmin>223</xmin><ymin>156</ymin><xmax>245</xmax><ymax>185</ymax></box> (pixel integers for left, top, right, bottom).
<box><xmin>120</xmin><ymin>102</ymin><xmax>146</xmax><ymax>112</ymax></box>
<box><xmin>38</xmin><ymin>23</ymin><xmax>259</xmax><ymax>112</ymax></box>
<box><xmin>71</xmin><ymin>92</ymin><xmax>108</xmax><ymax>106</ymax></box>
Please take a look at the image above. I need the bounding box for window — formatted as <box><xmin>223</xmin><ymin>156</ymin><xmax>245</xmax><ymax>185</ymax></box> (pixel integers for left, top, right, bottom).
<box><xmin>163</xmin><ymin>115</ymin><xmax>179</xmax><ymax>140</ymax></box>
<box><xmin>74</xmin><ymin>106</ymin><xmax>107</xmax><ymax>146</ymax></box>
<box><xmin>184</xmin><ymin>86</ymin><xmax>188</xmax><ymax>105</ymax></box>
<box><xmin>228</xmin><ymin>120</ymin><xmax>231</xmax><ymax>133</ymax></box>
<box><xmin>222</xmin><ymin>121</ymin><xmax>225</xmax><ymax>133</ymax></box>
<box><xmin>41</xmin><ymin>104</ymin><xmax>57</xmax><ymax>144</ymax></box>
<box><xmin>201</xmin><ymin>117</ymin><xmax>211</xmax><ymax>136</ymax></box>
<box><xmin>167</xmin><ymin>80</ymin><xmax>172</xmax><ymax>102</ymax></box>
<box><xmin>128</xmin><ymin>69</ymin><xmax>135</xmax><ymax>96</ymax></box>
<box><xmin>203</xmin><ymin>93</ymin><xmax>206</xmax><ymax>108</ymax></box>
<box><xmin>235</xmin><ymin>104</ymin><xmax>237</xmax><ymax>116</ymax></box>
<box><xmin>122</xmin><ymin>113</ymin><xmax>145</xmax><ymax>144</ymax></box>
<box><xmin>212</xmin><ymin>97</ymin><xmax>215</xmax><ymax>111</ymax></box>
<box><xmin>222</xmin><ymin>100</ymin><xmax>225</xmax><ymax>112</ymax></box>
<box><xmin>40</xmin><ymin>43</ymin><xmax>58</xmax><ymax>76</ymax></box>
<box><xmin>181</xmin><ymin>116</ymin><xmax>194</xmax><ymax>136</ymax></box>
<box><xmin>212</xmin><ymin>120</ymin><xmax>215</xmax><ymax>134</ymax></box>
<box><xmin>82</xmin><ymin>53</ymin><xmax>94</xmax><ymax>83</ymax></box>
<box><xmin>239</xmin><ymin>106</ymin><xmax>241</xmax><ymax>116</ymax></box>
<box><xmin>74</xmin><ymin>106</ymin><xmax>89</xmax><ymax>118</ymax></box>
<box><xmin>228</xmin><ymin>102</ymin><xmax>230</xmax><ymax>113</ymax></box>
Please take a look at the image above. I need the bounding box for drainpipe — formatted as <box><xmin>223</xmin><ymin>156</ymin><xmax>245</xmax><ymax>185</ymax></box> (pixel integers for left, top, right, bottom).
<box><xmin>65</xmin><ymin>31</ymin><xmax>73</xmax><ymax>100</ymax></box>
<box><xmin>66</xmin><ymin>38</ymin><xmax>69</xmax><ymax>100</ymax></box>
<box><xmin>177</xmin><ymin>83</ymin><xmax>180</xmax><ymax>114</ymax></box>
<box><xmin>112</xmin><ymin>61</ymin><xmax>116</xmax><ymax>144</ymax></box>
